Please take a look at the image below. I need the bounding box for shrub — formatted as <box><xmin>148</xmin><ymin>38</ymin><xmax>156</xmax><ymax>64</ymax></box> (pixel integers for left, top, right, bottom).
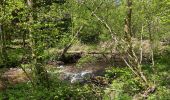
<box><xmin>76</xmin><ymin>55</ymin><xmax>97</xmax><ymax>67</ymax></box>
<box><xmin>78</xmin><ymin>25</ymin><xmax>100</xmax><ymax>44</ymax></box>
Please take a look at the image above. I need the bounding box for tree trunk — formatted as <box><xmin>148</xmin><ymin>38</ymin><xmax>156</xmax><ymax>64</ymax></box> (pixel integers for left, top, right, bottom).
<box><xmin>147</xmin><ymin>20</ymin><xmax>155</xmax><ymax>71</ymax></box>
<box><xmin>0</xmin><ymin>1</ymin><xmax>8</xmax><ymax>66</ymax></box>
<box><xmin>26</xmin><ymin>0</ymin><xmax>50</xmax><ymax>88</ymax></box>
<box><xmin>22</xmin><ymin>31</ymin><xmax>26</xmax><ymax>47</ymax></box>
<box><xmin>124</xmin><ymin>0</ymin><xmax>133</xmax><ymax>53</ymax></box>
<box><xmin>125</xmin><ymin>0</ymin><xmax>132</xmax><ymax>38</ymax></box>
<box><xmin>0</xmin><ymin>24</ymin><xmax>9</xmax><ymax>65</ymax></box>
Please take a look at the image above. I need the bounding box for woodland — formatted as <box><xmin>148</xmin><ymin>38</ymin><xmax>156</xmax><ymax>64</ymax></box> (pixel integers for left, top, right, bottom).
<box><xmin>0</xmin><ymin>0</ymin><xmax>170</xmax><ymax>100</ymax></box>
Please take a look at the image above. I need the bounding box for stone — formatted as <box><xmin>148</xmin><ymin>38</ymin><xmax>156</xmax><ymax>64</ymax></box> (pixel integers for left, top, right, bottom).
<box><xmin>81</xmin><ymin>71</ymin><xmax>93</xmax><ymax>79</ymax></box>
<box><xmin>71</xmin><ymin>73</ymin><xmax>84</xmax><ymax>83</ymax></box>
<box><xmin>57</xmin><ymin>65</ymin><xmax>65</xmax><ymax>69</ymax></box>
<box><xmin>59</xmin><ymin>72</ymin><xmax>74</xmax><ymax>81</ymax></box>
<box><xmin>56</xmin><ymin>61</ymin><xmax>65</xmax><ymax>65</ymax></box>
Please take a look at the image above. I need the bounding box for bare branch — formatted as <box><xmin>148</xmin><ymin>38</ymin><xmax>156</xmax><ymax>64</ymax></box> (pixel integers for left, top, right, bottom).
<box><xmin>140</xmin><ymin>25</ymin><xmax>144</xmax><ymax>64</ymax></box>
<box><xmin>122</xmin><ymin>57</ymin><xmax>139</xmax><ymax>77</ymax></box>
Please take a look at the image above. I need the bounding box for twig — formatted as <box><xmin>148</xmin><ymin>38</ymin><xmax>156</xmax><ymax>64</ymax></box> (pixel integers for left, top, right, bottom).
<box><xmin>59</xmin><ymin>2</ymin><xmax>104</xmax><ymax>59</ymax></box>
<box><xmin>59</xmin><ymin>25</ymin><xmax>84</xmax><ymax>59</ymax></box>
<box><xmin>19</xmin><ymin>64</ymin><xmax>35</xmax><ymax>88</ymax></box>
<box><xmin>139</xmin><ymin>25</ymin><xmax>144</xmax><ymax>64</ymax></box>
<box><xmin>122</xmin><ymin>57</ymin><xmax>139</xmax><ymax>77</ymax></box>
<box><xmin>85</xmin><ymin>2</ymin><xmax>118</xmax><ymax>43</ymax></box>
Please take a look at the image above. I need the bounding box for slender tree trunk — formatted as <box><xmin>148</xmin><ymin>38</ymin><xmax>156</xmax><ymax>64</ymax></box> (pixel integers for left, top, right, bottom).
<box><xmin>0</xmin><ymin>1</ymin><xmax>9</xmax><ymax>66</ymax></box>
<box><xmin>26</xmin><ymin>0</ymin><xmax>50</xmax><ymax>88</ymax></box>
<box><xmin>22</xmin><ymin>31</ymin><xmax>26</xmax><ymax>47</ymax></box>
<box><xmin>0</xmin><ymin>24</ymin><xmax>8</xmax><ymax>65</ymax></box>
<box><xmin>147</xmin><ymin>20</ymin><xmax>155</xmax><ymax>72</ymax></box>
<box><xmin>0</xmin><ymin>24</ymin><xmax>3</xmax><ymax>60</ymax></box>
<box><xmin>6</xmin><ymin>31</ymin><xmax>11</xmax><ymax>43</ymax></box>
<box><xmin>124</xmin><ymin>0</ymin><xmax>133</xmax><ymax>53</ymax></box>
<box><xmin>125</xmin><ymin>0</ymin><xmax>132</xmax><ymax>38</ymax></box>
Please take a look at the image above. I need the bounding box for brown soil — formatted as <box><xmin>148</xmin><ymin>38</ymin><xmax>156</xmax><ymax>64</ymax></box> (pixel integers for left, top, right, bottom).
<box><xmin>1</xmin><ymin>68</ymin><xmax>29</xmax><ymax>86</ymax></box>
<box><xmin>0</xmin><ymin>80</ymin><xmax>5</xmax><ymax>91</ymax></box>
<box><xmin>62</xmin><ymin>61</ymin><xmax>110</xmax><ymax>74</ymax></box>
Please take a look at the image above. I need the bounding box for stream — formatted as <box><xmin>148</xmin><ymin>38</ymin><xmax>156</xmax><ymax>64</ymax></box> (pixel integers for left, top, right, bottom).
<box><xmin>0</xmin><ymin>61</ymin><xmax>109</xmax><ymax>90</ymax></box>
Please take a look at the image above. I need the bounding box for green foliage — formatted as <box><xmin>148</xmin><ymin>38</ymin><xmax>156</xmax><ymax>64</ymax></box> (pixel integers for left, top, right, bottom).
<box><xmin>0</xmin><ymin>80</ymin><xmax>103</xmax><ymax>100</ymax></box>
<box><xmin>148</xmin><ymin>86</ymin><xmax>170</xmax><ymax>100</ymax></box>
<box><xmin>0</xmin><ymin>48</ymin><xmax>26</xmax><ymax>68</ymax></box>
<box><xmin>104</xmin><ymin>46</ymin><xmax>170</xmax><ymax>99</ymax></box>
<box><xmin>105</xmin><ymin>67</ymin><xmax>145</xmax><ymax>96</ymax></box>
<box><xmin>76</xmin><ymin>55</ymin><xmax>97</xmax><ymax>67</ymax></box>
<box><xmin>78</xmin><ymin>32</ymin><xmax>99</xmax><ymax>44</ymax></box>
